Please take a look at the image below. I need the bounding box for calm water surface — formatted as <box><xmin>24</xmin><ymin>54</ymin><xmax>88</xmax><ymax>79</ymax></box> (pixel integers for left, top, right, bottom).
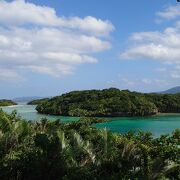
<box><xmin>1</xmin><ymin>103</ymin><xmax>78</xmax><ymax>122</ymax></box>
<box><xmin>1</xmin><ymin>104</ymin><xmax>180</xmax><ymax>137</ymax></box>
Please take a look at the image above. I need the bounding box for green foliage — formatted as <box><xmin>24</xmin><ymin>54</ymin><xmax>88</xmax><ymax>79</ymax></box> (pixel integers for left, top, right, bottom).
<box><xmin>35</xmin><ymin>88</ymin><xmax>152</xmax><ymax>116</ymax></box>
<box><xmin>0</xmin><ymin>110</ymin><xmax>179</xmax><ymax>179</ymax></box>
<box><xmin>36</xmin><ymin>88</ymin><xmax>180</xmax><ymax>117</ymax></box>
<box><xmin>0</xmin><ymin>99</ymin><xmax>17</xmax><ymax>106</ymax></box>
<box><xmin>27</xmin><ymin>98</ymin><xmax>50</xmax><ymax>105</ymax></box>
<box><xmin>147</xmin><ymin>93</ymin><xmax>180</xmax><ymax>113</ymax></box>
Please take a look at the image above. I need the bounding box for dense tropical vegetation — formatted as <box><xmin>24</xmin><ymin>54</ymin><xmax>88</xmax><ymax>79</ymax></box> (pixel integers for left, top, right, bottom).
<box><xmin>0</xmin><ymin>99</ymin><xmax>17</xmax><ymax>106</ymax></box>
<box><xmin>0</xmin><ymin>109</ymin><xmax>179</xmax><ymax>180</ymax></box>
<box><xmin>27</xmin><ymin>98</ymin><xmax>50</xmax><ymax>105</ymax></box>
<box><xmin>35</xmin><ymin>88</ymin><xmax>180</xmax><ymax>117</ymax></box>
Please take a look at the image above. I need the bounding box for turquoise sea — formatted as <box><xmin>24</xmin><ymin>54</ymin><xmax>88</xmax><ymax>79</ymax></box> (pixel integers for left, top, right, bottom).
<box><xmin>1</xmin><ymin>103</ymin><xmax>78</xmax><ymax>122</ymax></box>
<box><xmin>1</xmin><ymin>104</ymin><xmax>180</xmax><ymax>137</ymax></box>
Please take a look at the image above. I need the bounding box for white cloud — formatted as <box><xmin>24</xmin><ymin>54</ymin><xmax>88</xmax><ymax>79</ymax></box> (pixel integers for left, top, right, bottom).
<box><xmin>155</xmin><ymin>67</ymin><xmax>167</xmax><ymax>72</ymax></box>
<box><xmin>0</xmin><ymin>68</ymin><xmax>24</xmax><ymax>82</ymax></box>
<box><xmin>171</xmin><ymin>71</ymin><xmax>180</xmax><ymax>79</ymax></box>
<box><xmin>120</xmin><ymin>78</ymin><xmax>135</xmax><ymax>86</ymax></box>
<box><xmin>120</xmin><ymin>43</ymin><xmax>180</xmax><ymax>64</ymax></box>
<box><xmin>120</xmin><ymin>5</ymin><xmax>180</xmax><ymax>78</ymax></box>
<box><xmin>27</xmin><ymin>64</ymin><xmax>73</xmax><ymax>77</ymax></box>
<box><xmin>0</xmin><ymin>0</ymin><xmax>114</xmax><ymax>80</ymax></box>
<box><xmin>119</xmin><ymin>77</ymin><xmax>168</xmax><ymax>88</ymax></box>
<box><xmin>141</xmin><ymin>78</ymin><xmax>152</xmax><ymax>85</ymax></box>
<box><xmin>119</xmin><ymin>4</ymin><xmax>180</xmax><ymax>84</ymax></box>
<box><xmin>157</xmin><ymin>5</ymin><xmax>180</xmax><ymax>20</ymax></box>
<box><xmin>0</xmin><ymin>0</ymin><xmax>114</xmax><ymax>36</ymax></box>
<box><xmin>176</xmin><ymin>65</ymin><xmax>180</xmax><ymax>70</ymax></box>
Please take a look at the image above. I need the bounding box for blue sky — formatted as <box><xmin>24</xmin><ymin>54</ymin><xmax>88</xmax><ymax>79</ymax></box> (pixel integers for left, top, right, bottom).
<box><xmin>0</xmin><ymin>0</ymin><xmax>180</xmax><ymax>98</ymax></box>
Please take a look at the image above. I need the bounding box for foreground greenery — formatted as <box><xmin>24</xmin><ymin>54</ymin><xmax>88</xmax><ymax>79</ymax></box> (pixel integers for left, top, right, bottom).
<box><xmin>0</xmin><ymin>99</ymin><xmax>17</xmax><ymax>106</ymax></box>
<box><xmin>0</xmin><ymin>110</ymin><xmax>179</xmax><ymax>180</ymax></box>
<box><xmin>35</xmin><ymin>88</ymin><xmax>180</xmax><ymax>117</ymax></box>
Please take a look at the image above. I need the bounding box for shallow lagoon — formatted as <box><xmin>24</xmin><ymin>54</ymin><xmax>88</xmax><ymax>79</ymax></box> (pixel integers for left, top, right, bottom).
<box><xmin>1</xmin><ymin>104</ymin><xmax>180</xmax><ymax>137</ymax></box>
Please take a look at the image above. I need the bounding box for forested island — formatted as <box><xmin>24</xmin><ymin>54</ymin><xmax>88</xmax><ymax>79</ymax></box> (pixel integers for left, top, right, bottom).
<box><xmin>0</xmin><ymin>109</ymin><xmax>179</xmax><ymax>179</ymax></box>
<box><xmin>34</xmin><ymin>88</ymin><xmax>180</xmax><ymax>117</ymax></box>
<box><xmin>0</xmin><ymin>99</ymin><xmax>17</xmax><ymax>106</ymax></box>
<box><xmin>27</xmin><ymin>98</ymin><xmax>50</xmax><ymax>105</ymax></box>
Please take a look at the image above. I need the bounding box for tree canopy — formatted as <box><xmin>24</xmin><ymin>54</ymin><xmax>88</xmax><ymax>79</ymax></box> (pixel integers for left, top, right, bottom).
<box><xmin>0</xmin><ymin>110</ymin><xmax>179</xmax><ymax>179</ymax></box>
<box><xmin>27</xmin><ymin>98</ymin><xmax>50</xmax><ymax>105</ymax></box>
<box><xmin>35</xmin><ymin>88</ymin><xmax>180</xmax><ymax>117</ymax></box>
<box><xmin>0</xmin><ymin>99</ymin><xmax>17</xmax><ymax>106</ymax></box>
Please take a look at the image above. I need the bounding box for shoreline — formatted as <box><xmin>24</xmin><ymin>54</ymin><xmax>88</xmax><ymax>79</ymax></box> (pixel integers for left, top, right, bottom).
<box><xmin>36</xmin><ymin>111</ymin><xmax>180</xmax><ymax>118</ymax></box>
<box><xmin>2</xmin><ymin>104</ymin><xmax>180</xmax><ymax>119</ymax></box>
<box><xmin>156</xmin><ymin>112</ymin><xmax>180</xmax><ymax>116</ymax></box>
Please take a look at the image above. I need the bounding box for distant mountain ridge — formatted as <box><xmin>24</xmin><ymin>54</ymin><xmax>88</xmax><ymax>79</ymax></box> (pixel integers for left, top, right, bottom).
<box><xmin>13</xmin><ymin>96</ymin><xmax>44</xmax><ymax>103</ymax></box>
<box><xmin>159</xmin><ymin>86</ymin><xmax>180</xmax><ymax>94</ymax></box>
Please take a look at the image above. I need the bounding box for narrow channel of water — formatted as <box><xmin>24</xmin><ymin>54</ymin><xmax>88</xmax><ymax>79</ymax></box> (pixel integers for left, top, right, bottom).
<box><xmin>1</xmin><ymin>104</ymin><xmax>180</xmax><ymax>137</ymax></box>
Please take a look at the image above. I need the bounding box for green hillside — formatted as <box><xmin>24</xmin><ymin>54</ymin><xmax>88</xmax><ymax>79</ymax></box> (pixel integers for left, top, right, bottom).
<box><xmin>35</xmin><ymin>88</ymin><xmax>180</xmax><ymax>117</ymax></box>
<box><xmin>0</xmin><ymin>99</ymin><xmax>17</xmax><ymax>106</ymax></box>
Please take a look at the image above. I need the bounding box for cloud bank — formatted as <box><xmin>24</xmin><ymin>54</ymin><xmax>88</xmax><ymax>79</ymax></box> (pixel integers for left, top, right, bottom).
<box><xmin>0</xmin><ymin>0</ymin><xmax>114</xmax><ymax>81</ymax></box>
<box><xmin>156</xmin><ymin>4</ymin><xmax>180</xmax><ymax>20</ymax></box>
<box><xmin>120</xmin><ymin>4</ymin><xmax>180</xmax><ymax>79</ymax></box>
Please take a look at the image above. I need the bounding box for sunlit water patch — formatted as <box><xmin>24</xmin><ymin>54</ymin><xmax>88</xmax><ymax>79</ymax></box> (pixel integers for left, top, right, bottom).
<box><xmin>1</xmin><ymin>103</ymin><xmax>79</xmax><ymax>122</ymax></box>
